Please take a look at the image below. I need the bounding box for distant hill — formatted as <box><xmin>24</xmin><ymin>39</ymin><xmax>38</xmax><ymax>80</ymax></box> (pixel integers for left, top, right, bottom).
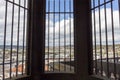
<box><xmin>0</xmin><ymin>45</ymin><xmax>25</xmax><ymax>49</ymax></box>
<box><xmin>45</xmin><ymin>45</ymin><xmax>74</xmax><ymax>48</ymax></box>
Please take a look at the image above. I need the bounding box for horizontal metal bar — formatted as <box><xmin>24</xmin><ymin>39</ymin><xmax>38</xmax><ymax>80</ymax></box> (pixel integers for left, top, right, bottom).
<box><xmin>5</xmin><ymin>0</ymin><xmax>28</xmax><ymax>10</ymax></box>
<box><xmin>5</xmin><ymin>75</ymin><xmax>31</xmax><ymax>80</ymax></box>
<box><xmin>46</xmin><ymin>12</ymin><xmax>73</xmax><ymax>14</ymax></box>
<box><xmin>91</xmin><ymin>0</ymin><xmax>114</xmax><ymax>10</ymax></box>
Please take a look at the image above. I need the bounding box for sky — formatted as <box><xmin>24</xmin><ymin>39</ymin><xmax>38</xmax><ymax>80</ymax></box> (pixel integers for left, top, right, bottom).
<box><xmin>0</xmin><ymin>0</ymin><xmax>27</xmax><ymax>46</ymax></box>
<box><xmin>92</xmin><ymin>0</ymin><xmax>120</xmax><ymax>45</ymax></box>
<box><xmin>0</xmin><ymin>0</ymin><xmax>120</xmax><ymax>46</ymax></box>
<box><xmin>45</xmin><ymin>0</ymin><xmax>74</xmax><ymax>46</ymax></box>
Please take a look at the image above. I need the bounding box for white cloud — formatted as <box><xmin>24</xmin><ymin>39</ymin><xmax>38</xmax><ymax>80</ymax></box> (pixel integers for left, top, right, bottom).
<box><xmin>45</xmin><ymin>18</ymin><xmax>74</xmax><ymax>46</ymax></box>
<box><xmin>0</xmin><ymin>0</ymin><xmax>27</xmax><ymax>45</ymax></box>
<box><xmin>92</xmin><ymin>8</ymin><xmax>120</xmax><ymax>45</ymax></box>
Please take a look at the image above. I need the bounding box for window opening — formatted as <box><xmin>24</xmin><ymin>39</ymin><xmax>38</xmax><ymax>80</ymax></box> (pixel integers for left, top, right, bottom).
<box><xmin>45</xmin><ymin>0</ymin><xmax>74</xmax><ymax>73</ymax></box>
<box><xmin>0</xmin><ymin>0</ymin><xmax>28</xmax><ymax>79</ymax></box>
<box><xmin>92</xmin><ymin>0</ymin><xmax>120</xmax><ymax>79</ymax></box>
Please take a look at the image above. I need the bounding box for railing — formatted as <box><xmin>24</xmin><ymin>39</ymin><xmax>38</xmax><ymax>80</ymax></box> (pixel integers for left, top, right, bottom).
<box><xmin>94</xmin><ymin>58</ymin><xmax>120</xmax><ymax>78</ymax></box>
<box><xmin>91</xmin><ymin>0</ymin><xmax>120</xmax><ymax>79</ymax></box>
<box><xmin>45</xmin><ymin>0</ymin><xmax>74</xmax><ymax>72</ymax></box>
<box><xmin>0</xmin><ymin>0</ymin><xmax>28</xmax><ymax>79</ymax></box>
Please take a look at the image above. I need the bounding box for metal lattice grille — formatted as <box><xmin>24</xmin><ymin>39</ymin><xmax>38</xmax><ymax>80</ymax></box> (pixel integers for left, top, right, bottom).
<box><xmin>45</xmin><ymin>0</ymin><xmax>74</xmax><ymax>72</ymax></box>
<box><xmin>91</xmin><ymin>0</ymin><xmax>120</xmax><ymax>79</ymax></box>
<box><xmin>0</xmin><ymin>0</ymin><xmax>28</xmax><ymax>79</ymax></box>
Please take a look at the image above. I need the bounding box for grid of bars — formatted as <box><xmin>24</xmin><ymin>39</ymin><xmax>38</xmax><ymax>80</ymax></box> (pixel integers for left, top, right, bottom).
<box><xmin>91</xmin><ymin>0</ymin><xmax>120</xmax><ymax>79</ymax></box>
<box><xmin>0</xmin><ymin>0</ymin><xmax>28</xmax><ymax>79</ymax></box>
<box><xmin>45</xmin><ymin>0</ymin><xmax>74</xmax><ymax>72</ymax></box>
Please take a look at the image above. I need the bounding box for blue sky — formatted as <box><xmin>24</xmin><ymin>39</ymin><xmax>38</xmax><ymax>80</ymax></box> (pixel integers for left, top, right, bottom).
<box><xmin>46</xmin><ymin>0</ymin><xmax>73</xmax><ymax>12</ymax></box>
<box><xmin>91</xmin><ymin>0</ymin><xmax>119</xmax><ymax>10</ymax></box>
<box><xmin>45</xmin><ymin>0</ymin><xmax>74</xmax><ymax>46</ymax></box>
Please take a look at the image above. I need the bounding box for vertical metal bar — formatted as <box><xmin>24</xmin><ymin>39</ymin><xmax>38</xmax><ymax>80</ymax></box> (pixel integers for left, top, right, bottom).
<box><xmin>118</xmin><ymin>0</ymin><xmax>120</xmax><ymax>30</ymax></box>
<box><xmin>53</xmin><ymin>0</ymin><xmax>55</xmax><ymax>72</ymax></box>
<box><xmin>22</xmin><ymin>0</ymin><xmax>26</xmax><ymax>75</ymax></box>
<box><xmin>118</xmin><ymin>0</ymin><xmax>120</xmax><ymax>63</ymax></box>
<box><xmin>10</xmin><ymin>0</ymin><xmax>15</xmax><ymax>78</ymax></box>
<box><xmin>110</xmin><ymin>0</ymin><xmax>116</xmax><ymax>78</ymax></box>
<box><xmin>104</xmin><ymin>0</ymin><xmax>109</xmax><ymax>77</ymax></box>
<box><xmin>69</xmin><ymin>0</ymin><xmax>72</xmax><ymax>71</ymax></box>
<box><xmin>64</xmin><ymin>0</ymin><xmax>66</xmax><ymax>71</ymax></box>
<box><xmin>58</xmin><ymin>0</ymin><xmax>61</xmax><ymax>72</ymax></box>
<box><xmin>26</xmin><ymin>0</ymin><xmax>31</xmax><ymax>75</ymax></box>
<box><xmin>98</xmin><ymin>0</ymin><xmax>103</xmax><ymax>76</ymax></box>
<box><xmin>71</xmin><ymin>0</ymin><xmax>74</xmax><ymax>72</ymax></box>
<box><xmin>93</xmin><ymin>0</ymin><xmax>97</xmax><ymax>74</ymax></box>
<box><xmin>47</xmin><ymin>0</ymin><xmax>50</xmax><ymax>72</ymax></box>
<box><xmin>16</xmin><ymin>0</ymin><xmax>21</xmax><ymax>76</ymax></box>
<box><xmin>3</xmin><ymin>1</ymin><xmax>8</xmax><ymax>79</ymax></box>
